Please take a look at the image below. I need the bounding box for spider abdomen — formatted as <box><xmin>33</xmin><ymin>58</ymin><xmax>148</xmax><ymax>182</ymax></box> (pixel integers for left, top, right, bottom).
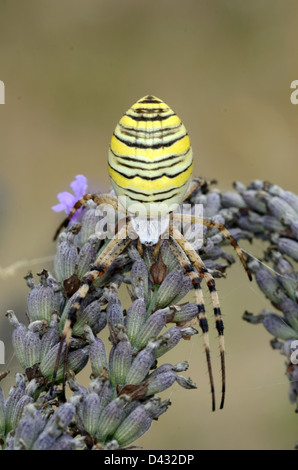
<box><xmin>108</xmin><ymin>95</ymin><xmax>193</xmax><ymax>215</ymax></box>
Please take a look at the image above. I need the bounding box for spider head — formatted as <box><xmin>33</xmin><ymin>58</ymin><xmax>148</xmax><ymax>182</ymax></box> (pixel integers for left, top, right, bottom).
<box><xmin>130</xmin><ymin>212</ymin><xmax>171</xmax><ymax>246</ymax></box>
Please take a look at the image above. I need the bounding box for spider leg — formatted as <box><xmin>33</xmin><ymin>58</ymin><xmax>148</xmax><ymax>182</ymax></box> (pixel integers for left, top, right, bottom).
<box><xmin>171</xmin><ymin>212</ymin><xmax>252</xmax><ymax>281</ymax></box>
<box><xmin>182</xmin><ymin>178</ymin><xmax>206</xmax><ymax>201</ymax></box>
<box><xmin>182</xmin><ymin>177</ymin><xmax>217</xmax><ymax>201</ymax></box>
<box><xmin>51</xmin><ymin>221</ymin><xmax>135</xmax><ymax>397</ymax></box>
<box><xmin>170</xmin><ymin>224</ymin><xmax>226</xmax><ymax>410</ymax></box>
<box><xmin>53</xmin><ymin>193</ymin><xmax>122</xmax><ymax>241</ymax></box>
<box><xmin>166</xmin><ymin>235</ymin><xmax>216</xmax><ymax>412</ymax></box>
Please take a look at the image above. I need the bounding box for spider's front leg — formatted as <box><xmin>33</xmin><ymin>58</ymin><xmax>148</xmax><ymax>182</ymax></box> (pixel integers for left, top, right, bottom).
<box><xmin>53</xmin><ymin>192</ymin><xmax>122</xmax><ymax>241</ymax></box>
<box><xmin>51</xmin><ymin>221</ymin><xmax>135</xmax><ymax>397</ymax></box>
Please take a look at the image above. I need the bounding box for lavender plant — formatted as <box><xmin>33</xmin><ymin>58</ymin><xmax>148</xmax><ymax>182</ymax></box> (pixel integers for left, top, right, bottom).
<box><xmin>189</xmin><ymin>180</ymin><xmax>298</xmax><ymax>414</ymax></box>
<box><xmin>220</xmin><ymin>181</ymin><xmax>298</xmax><ymax>414</ymax></box>
<box><xmin>1</xmin><ymin>176</ymin><xmax>297</xmax><ymax>450</ymax></box>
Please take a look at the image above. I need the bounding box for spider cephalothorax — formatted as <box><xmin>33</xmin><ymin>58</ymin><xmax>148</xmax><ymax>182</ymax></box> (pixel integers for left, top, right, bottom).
<box><xmin>52</xmin><ymin>95</ymin><xmax>252</xmax><ymax>411</ymax></box>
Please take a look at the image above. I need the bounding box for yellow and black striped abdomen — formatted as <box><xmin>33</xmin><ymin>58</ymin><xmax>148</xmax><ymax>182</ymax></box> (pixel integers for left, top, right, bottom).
<box><xmin>108</xmin><ymin>95</ymin><xmax>193</xmax><ymax>214</ymax></box>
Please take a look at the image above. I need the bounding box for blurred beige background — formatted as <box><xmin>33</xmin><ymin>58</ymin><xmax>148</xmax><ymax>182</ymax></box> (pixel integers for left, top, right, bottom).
<box><xmin>0</xmin><ymin>0</ymin><xmax>297</xmax><ymax>449</ymax></box>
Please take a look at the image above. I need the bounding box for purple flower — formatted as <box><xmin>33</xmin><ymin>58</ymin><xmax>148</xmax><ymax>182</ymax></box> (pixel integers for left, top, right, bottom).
<box><xmin>52</xmin><ymin>175</ymin><xmax>88</xmax><ymax>221</ymax></box>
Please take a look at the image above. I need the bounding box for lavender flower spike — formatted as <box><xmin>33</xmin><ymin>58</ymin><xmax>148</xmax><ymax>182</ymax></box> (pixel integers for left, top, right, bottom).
<box><xmin>5</xmin><ymin>173</ymin><xmax>298</xmax><ymax>450</ymax></box>
<box><xmin>52</xmin><ymin>175</ymin><xmax>88</xmax><ymax>221</ymax></box>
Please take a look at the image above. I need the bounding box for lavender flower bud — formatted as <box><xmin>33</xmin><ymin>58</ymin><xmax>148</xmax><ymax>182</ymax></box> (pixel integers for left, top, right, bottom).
<box><xmin>241</xmin><ymin>190</ymin><xmax>267</xmax><ymax>214</ymax></box>
<box><xmin>107</xmin><ymin>301</ymin><xmax>124</xmax><ymax>329</ymax></box>
<box><xmin>281</xmin><ymin>190</ymin><xmax>298</xmax><ymax>214</ymax></box>
<box><xmin>155</xmin><ymin>327</ymin><xmax>183</xmax><ymax>358</ymax></box>
<box><xmin>23</xmin><ymin>330</ymin><xmax>41</xmax><ymax>368</ymax></box>
<box><xmin>78</xmin><ymin>202</ymin><xmax>102</xmax><ymax>245</ymax></box>
<box><xmin>280</xmin><ymin>299</ymin><xmax>298</xmax><ymax>331</ymax></box>
<box><xmin>81</xmin><ymin>393</ymin><xmax>101</xmax><ymax>436</ymax></box>
<box><xmin>278</xmin><ymin>238</ymin><xmax>298</xmax><ymax>262</ymax></box>
<box><xmin>255</xmin><ymin>267</ymin><xmax>287</xmax><ymax>306</ymax></box>
<box><xmin>125</xmin><ymin>345</ymin><xmax>155</xmax><ymax>385</ymax></box>
<box><xmin>40</xmin><ymin>326</ymin><xmax>60</xmax><ymax>362</ymax></box>
<box><xmin>13</xmin><ymin>405</ymin><xmax>45</xmax><ymax>450</ymax></box>
<box><xmin>261</xmin><ymin>215</ymin><xmax>285</xmax><ymax>232</ymax></box>
<box><xmin>113</xmin><ymin>404</ymin><xmax>152</xmax><ymax>447</ymax></box>
<box><xmin>39</xmin><ymin>343</ymin><xmax>63</xmax><ymax>381</ymax></box>
<box><xmin>176</xmin><ymin>375</ymin><xmax>197</xmax><ymax>389</ymax></box>
<box><xmin>67</xmin><ymin>347</ymin><xmax>89</xmax><ymax>377</ymax></box>
<box><xmin>73</xmin><ymin>299</ymin><xmax>106</xmax><ymax>336</ymax></box>
<box><xmin>130</xmin><ymin>259</ymin><xmax>148</xmax><ymax>300</ymax></box>
<box><xmin>96</xmin><ymin>397</ymin><xmax>128</xmax><ymax>442</ymax></box>
<box><xmin>125</xmin><ymin>299</ymin><xmax>147</xmax><ymax>345</ymax></box>
<box><xmin>109</xmin><ymin>340</ymin><xmax>132</xmax><ymax>388</ymax></box>
<box><xmin>222</xmin><ymin>191</ymin><xmax>246</xmax><ymax>209</ymax></box>
<box><xmin>13</xmin><ymin>416</ymin><xmax>37</xmax><ymax>450</ymax></box>
<box><xmin>54</xmin><ymin>233</ymin><xmax>78</xmax><ymax>282</ymax></box>
<box><xmin>84</xmin><ymin>300</ymin><xmax>107</xmax><ymax>335</ymax></box>
<box><xmin>146</xmin><ymin>370</ymin><xmax>177</xmax><ymax>396</ymax></box>
<box><xmin>0</xmin><ymin>388</ymin><xmax>5</xmax><ymax>439</ymax></box>
<box><xmin>11</xmin><ymin>322</ymin><xmax>27</xmax><ymax>369</ymax></box>
<box><xmin>291</xmin><ymin>220</ymin><xmax>298</xmax><ymax>240</ymax></box>
<box><xmin>234</xmin><ymin>180</ymin><xmax>247</xmax><ymax>192</ymax></box>
<box><xmin>89</xmin><ymin>337</ymin><xmax>108</xmax><ymax>377</ymax></box>
<box><xmin>48</xmin><ymin>402</ymin><xmax>75</xmax><ymax>430</ymax></box>
<box><xmin>274</xmin><ymin>256</ymin><xmax>298</xmax><ymax>301</ymax></box>
<box><xmin>238</xmin><ymin>214</ymin><xmax>264</xmax><ymax>233</ymax></box>
<box><xmin>266</xmin><ymin>183</ymin><xmax>285</xmax><ymax>197</ymax></box>
<box><xmin>27</xmin><ymin>282</ymin><xmax>60</xmax><ymax>324</ymax></box>
<box><xmin>40</xmin><ymin>343</ymin><xmax>88</xmax><ymax>382</ymax></box>
<box><xmin>76</xmin><ymin>240</ymin><xmax>97</xmax><ymax>279</ymax></box>
<box><xmin>204</xmin><ymin>191</ymin><xmax>221</xmax><ymax>217</ymax></box>
<box><xmin>157</xmin><ymin>242</ymin><xmax>177</xmax><ymax>272</ymax></box>
<box><xmin>170</xmin><ymin>275</ymin><xmax>192</xmax><ymax>304</ymax></box>
<box><xmin>267</xmin><ymin>197</ymin><xmax>298</xmax><ymax>225</ymax></box>
<box><xmin>145</xmin><ymin>397</ymin><xmax>170</xmax><ymax>420</ymax></box>
<box><xmin>172</xmin><ymin>303</ymin><xmax>198</xmax><ymax>323</ymax></box>
<box><xmin>5</xmin><ymin>382</ymin><xmax>32</xmax><ymax>433</ymax></box>
<box><xmin>173</xmin><ymin>361</ymin><xmax>189</xmax><ymax>372</ymax></box>
<box><xmin>149</xmin><ymin>363</ymin><xmax>177</xmax><ymax>377</ymax></box>
<box><xmin>32</xmin><ymin>403</ymin><xmax>75</xmax><ymax>450</ymax></box>
<box><xmin>156</xmin><ymin>268</ymin><xmax>183</xmax><ymax>308</ymax></box>
<box><xmin>97</xmin><ymin>380</ymin><xmax>114</xmax><ymax>415</ymax></box>
<box><xmin>263</xmin><ymin>313</ymin><xmax>298</xmax><ymax>340</ymax></box>
<box><xmin>134</xmin><ymin>311</ymin><xmax>166</xmax><ymax>351</ymax></box>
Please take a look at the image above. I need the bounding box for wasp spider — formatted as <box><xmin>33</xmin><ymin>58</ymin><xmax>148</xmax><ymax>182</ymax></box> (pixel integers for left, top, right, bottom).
<box><xmin>53</xmin><ymin>95</ymin><xmax>252</xmax><ymax>411</ymax></box>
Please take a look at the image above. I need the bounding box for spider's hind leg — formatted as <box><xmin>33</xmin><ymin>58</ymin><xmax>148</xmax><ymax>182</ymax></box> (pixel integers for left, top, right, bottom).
<box><xmin>169</xmin><ymin>225</ymin><xmax>226</xmax><ymax>410</ymax></box>
<box><xmin>171</xmin><ymin>212</ymin><xmax>252</xmax><ymax>281</ymax></box>
<box><xmin>166</xmin><ymin>235</ymin><xmax>216</xmax><ymax>412</ymax></box>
